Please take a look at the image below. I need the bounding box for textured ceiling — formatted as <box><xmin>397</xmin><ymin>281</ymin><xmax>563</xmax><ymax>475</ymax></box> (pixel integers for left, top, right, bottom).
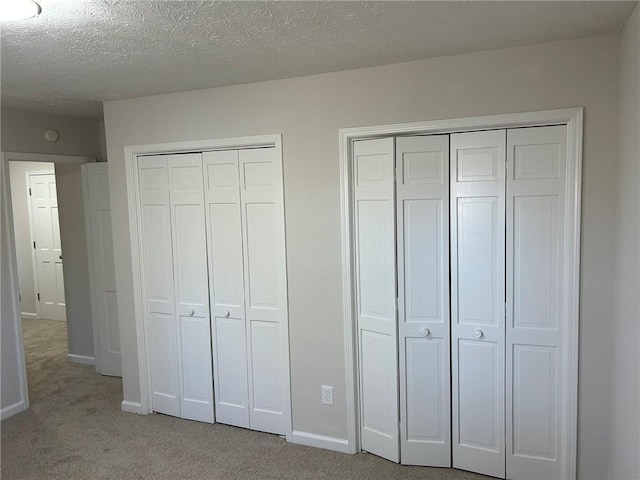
<box><xmin>1</xmin><ymin>0</ymin><xmax>637</xmax><ymax>118</ymax></box>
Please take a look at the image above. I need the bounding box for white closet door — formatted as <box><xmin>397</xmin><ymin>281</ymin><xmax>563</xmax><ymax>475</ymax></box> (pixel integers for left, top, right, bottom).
<box><xmin>30</xmin><ymin>173</ymin><xmax>66</xmax><ymax>321</ymax></box>
<box><xmin>138</xmin><ymin>156</ymin><xmax>180</xmax><ymax>417</ymax></box>
<box><xmin>167</xmin><ymin>154</ymin><xmax>214</xmax><ymax>424</ymax></box>
<box><xmin>451</xmin><ymin>130</ymin><xmax>506</xmax><ymax>478</ymax></box>
<box><xmin>85</xmin><ymin>163</ymin><xmax>121</xmax><ymax>377</ymax></box>
<box><xmin>396</xmin><ymin>136</ymin><xmax>451</xmax><ymax>467</ymax></box>
<box><xmin>239</xmin><ymin>147</ymin><xmax>287</xmax><ymax>435</ymax></box>
<box><xmin>354</xmin><ymin>138</ymin><xmax>399</xmax><ymax>463</ymax></box>
<box><xmin>203</xmin><ymin>150</ymin><xmax>250</xmax><ymax>428</ymax></box>
<box><xmin>506</xmin><ymin>126</ymin><xmax>566</xmax><ymax>479</ymax></box>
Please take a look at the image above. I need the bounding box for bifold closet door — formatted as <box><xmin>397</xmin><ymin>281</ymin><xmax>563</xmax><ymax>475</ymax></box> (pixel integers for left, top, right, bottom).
<box><xmin>354</xmin><ymin>138</ymin><xmax>399</xmax><ymax>463</ymax></box>
<box><xmin>396</xmin><ymin>136</ymin><xmax>451</xmax><ymax>467</ymax></box>
<box><xmin>506</xmin><ymin>126</ymin><xmax>566</xmax><ymax>479</ymax></box>
<box><xmin>451</xmin><ymin>130</ymin><xmax>506</xmax><ymax>479</ymax></box>
<box><xmin>203</xmin><ymin>150</ymin><xmax>249</xmax><ymax>429</ymax></box>
<box><xmin>204</xmin><ymin>147</ymin><xmax>287</xmax><ymax>435</ymax></box>
<box><xmin>138</xmin><ymin>153</ymin><xmax>214</xmax><ymax>423</ymax></box>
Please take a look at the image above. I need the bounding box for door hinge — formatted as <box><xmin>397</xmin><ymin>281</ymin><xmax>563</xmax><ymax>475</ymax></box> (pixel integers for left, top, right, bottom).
<box><xmin>19</xmin><ymin>293</ymin><xmax>21</xmax><ymax>302</ymax></box>
<box><xmin>37</xmin><ymin>293</ymin><xmax>40</xmax><ymax>301</ymax></box>
<box><xmin>29</xmin><ymin>188</ymin><xmax>32</xmax><ymax>196</ymax></box>
<box><xmin>33</xmin><ymin>241</ymin><xmax>36</xmax><ymax>249</ymax></box>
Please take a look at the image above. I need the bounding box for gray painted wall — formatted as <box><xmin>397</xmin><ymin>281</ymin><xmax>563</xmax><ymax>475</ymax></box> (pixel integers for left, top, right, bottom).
<box><xmin>9</xmin><ymin>161</ymin><xmax>55</xmax><ymax>317</ymax></box>
<box><xmin>610</xmin><ymin>5</ymin><xmax>640</xmax><ymax>480</ymax></box>
<box><xmin>104</xmin><ymin>34</ymin><xmax>623</xmax><ymax>479</ymax></box>
<box><xmin>1</xmin><ymin>108</ymin><xmax>101</xmax><ymax>158</ymax></box>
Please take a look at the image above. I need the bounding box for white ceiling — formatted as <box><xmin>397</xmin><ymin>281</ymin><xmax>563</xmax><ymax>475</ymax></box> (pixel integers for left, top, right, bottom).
<box><xmin>1</xmin><ymin>0</ymin><xmax>637</xmax><ymax>118</ymax></box>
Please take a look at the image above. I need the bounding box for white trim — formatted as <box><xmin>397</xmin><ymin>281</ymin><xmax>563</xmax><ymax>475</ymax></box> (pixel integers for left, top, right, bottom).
<box><xmin>123</xmin><ymin>134</ymin><xmax>292</xmax><ymax>439</ymax></box>
<box><xmin>0</xmin><ymin>401</ymin><xmax>28</xmax><ymax>420</ymax></box>
<box><xmin>67</xmin><ymin>354</ymin><xmax>95</xmax><ymax>366</ymax></box>
<box><xmin>1</xmin><ymin>155</ymin><xmax>30</xmax><ymax>419</ymax></box>
<box><xmin>339</xmin><ymin>108</ymin><xmax>582</xmax><ymax>477</ymax></box>
<box><xmin>21</xmin><ymin>312</ymin><xmax>37</xmax><ymax>319</ymax></box>
<box><xmin>81</xmin><ymin>164</ymin><xmax>102</xmax><ymax>374</ymax></box>
<box><xmin>289</xmin><ymin>430</ymin><xmax>351</xmax><ymax>454</ymax></box>
<box><xmin>120</xmin><ymin>400</ymin><xmax>145</xmax><ymax>414</ymax></box>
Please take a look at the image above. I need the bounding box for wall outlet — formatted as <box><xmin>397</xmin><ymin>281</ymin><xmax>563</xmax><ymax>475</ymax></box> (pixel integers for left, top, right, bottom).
<box><xmin>321</xmin><ymin>385</ymin><xmax>334</xmax><ymax>406</ymax></box>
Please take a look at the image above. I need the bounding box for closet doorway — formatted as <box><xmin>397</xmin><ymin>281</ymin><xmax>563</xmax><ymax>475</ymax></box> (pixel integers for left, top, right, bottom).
<box><xmin>125</xmin><ymin>135</ymin><xmax>291</xmax><ymax>438</ymax></box>
<box><xmin>340</xmin><ymin>109</ymin><xmax>582</xmax><ymax>480</ymax></box>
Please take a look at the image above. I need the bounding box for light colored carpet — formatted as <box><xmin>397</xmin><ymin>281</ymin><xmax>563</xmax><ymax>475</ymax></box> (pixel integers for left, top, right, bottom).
<box><xmin>1</xmin><ymin>319</ymin><xmax>489</xmax><ymax>480</ymax></box>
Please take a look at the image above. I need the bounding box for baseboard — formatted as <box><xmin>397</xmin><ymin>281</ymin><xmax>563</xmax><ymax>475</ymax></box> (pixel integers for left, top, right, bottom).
<box><xmin>1</xmin><ymin>400</ymin><xmax>28</xmax><ymax>421</ymax></box>
<box><xmin>121</xmin><ymin>400</ymin><xmax>144</xmax><ymax>414</ymax></box>
<box><xmin>67</xmin><ymin>354</ymin><xmax>95</xmax><ymax>366</ymax></box>
<box><xmin>289</xmin><ymin>430</ymin><xmax>351</xmax><ymax>454</ymax></box>
<box><xmin>21</xmin><ymin>312</ymin><xmax>37</xmax><ymax>319</ymax></box>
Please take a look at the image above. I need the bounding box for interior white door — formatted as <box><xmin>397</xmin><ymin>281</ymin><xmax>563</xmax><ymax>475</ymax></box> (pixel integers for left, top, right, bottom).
<box><xmin>451</xmin><ymin>130</ymin><xmax>506</xmax><ymax>478</ymax></box>
<box><xmin>396</xmin><ymin>135</ymin><xmax>451</xmax><ymax>467</ymax></box>
<box><xmin>29</xmin><ymin>173</ymin><xmax>66</xmax><ymax>321</ymax></box>
<box><xmin>203</xmin><ymin>150</ymin><xmax>250</xmax><ymax>429</ymax></box>
<box><xmin>354</xmin><ymin>138</ymin><xmax>399</xmax><ymax>463</ymax></box>
<box><xmin>84</xmin><ymin>163</ymin><xmax>121</xmax><ymax>377</ymax></box>
<box><xmin>506</xmin><ymin>125</ymin><xmax>566</xmax><ymax>480</ymax></box>
<box><xmin>239</xmin><ymin>147</ymin><xmax>287</xmax><ymax>435</ymax></box>
<box><xmin>167</xmin><ymin>153</ymin><xmax>214</xmax><ymax>424</ymax></box>
<box><xmin>138</xmin><ymin>156</ymin><xmax>180</xmax><ymax>418</ymax></box>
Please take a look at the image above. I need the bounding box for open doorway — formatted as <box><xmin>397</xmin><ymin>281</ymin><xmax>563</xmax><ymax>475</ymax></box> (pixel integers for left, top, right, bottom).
<box><xmin>8</xmin><ymin>161</ymin><xmax>73</xmax><ymax>406</ymax></box>
<box><xmin>9</xmin><ymin>162</ymin><xmax>66</xmax><ymax>322</ymax></box>
<box><xmin>2</xmin><ymin>151</ymin><xmax>112</xmax><ymax>419</ymax></box>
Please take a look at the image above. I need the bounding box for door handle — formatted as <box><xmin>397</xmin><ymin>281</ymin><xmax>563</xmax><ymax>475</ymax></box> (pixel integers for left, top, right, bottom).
<box><xmin>224</xmin><ymin>310</ymin><xmax>230</xmax><ymax>318</ymax></box>
<box><xmin>59</xmin><ymin>255</ymin><xmax>62</xmax><ymax>260</ymax></box>
<box><xmin>189</xmin><ymin>309</ymin><xmax>195</xmax><ymax>316</ymax></box>
<box><xmin>474</xmin><ymin>329</ymin><xmax>484</xmax><ymax>339</ymax></box>
<box><xmin>420</xmin><ymin>327</ymin><xmax>431</xmax><ymax>337</ymax></box>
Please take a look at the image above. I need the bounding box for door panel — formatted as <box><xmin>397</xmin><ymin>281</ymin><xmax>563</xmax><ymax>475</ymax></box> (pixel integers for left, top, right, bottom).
<box><xmin>167</xmin><ymin>154</ymin><xmax>213</xmax><ymax>424</ymax></box>
<box><xmin>213</xmin><ymin>315</ymin><xmax>249</xmax><ymax>427</ymax></box>
<box><xmin>30</xmin><ymin>173</ymin><xmax>66</xmax><ymax>321</ymax></box>
<box><xmin>239</xmin><ymin>148</ymin><xmax>287</xmax><ymax>435</ymax></box>
<box><xmin>396</xmin><ymin>135</ymin><xmax>450</xmax><ymax>466</ymax></box>
<box><xmin>203</xmin><ymin>149</ymin><xmax>249</xmax><ymax>428</ymax></box>
<box><xmin>354</xmin><ymin>138</ymin><xmax>399</xmax><ymax>463</ymax></box>
<box><xmin>85</xmin><ymin>163</ymin><xmax>121</xmax><ymax>376</ymax></box>
<box><xmin>451</xmin><ymin>130</ymin><xmax>506</xmax><ymax>478</ymax></box>
<box><xmin>148</xmin><ymin>311</ymin><xmax>180</xmax><ymax>417</ymax></box>
<box><xmin>249</xmin><ymin>320</ymin><xmax>283</xmax><ymax>434</ymax></box>
<box><xmin>506</xmin><ymin>126</ymin><xmax>566</xmax><ymax>480</ymax></box>
<box><xmin>138</xmin><ymin>156</ymin><xmax>179</xmax><ymax>416</ymax></box>
<box><xmin>180</xmin><ymin>314</ymin><xmax>215</xmax><ymax>423</ymax></box>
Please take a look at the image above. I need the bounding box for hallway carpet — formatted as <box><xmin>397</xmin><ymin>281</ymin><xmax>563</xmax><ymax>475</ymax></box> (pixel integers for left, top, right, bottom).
<box><xmin>1</xmin><ymin>319</ymin><xmax>488</xmax><ymax>480</ymax></box>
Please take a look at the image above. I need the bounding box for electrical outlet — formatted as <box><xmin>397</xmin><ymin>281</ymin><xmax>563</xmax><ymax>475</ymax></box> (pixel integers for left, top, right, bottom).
<box><xmin>321</xmin><ymin>385</ymin><xmax>334</xmax><ymax>406</ymax></box>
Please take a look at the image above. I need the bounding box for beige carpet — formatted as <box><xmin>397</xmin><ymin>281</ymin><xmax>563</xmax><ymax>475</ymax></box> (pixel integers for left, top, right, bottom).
<box><xmin>1</xmin><ymin>319</ymin><xmax>489</xmax><ymax>480</ymax></box>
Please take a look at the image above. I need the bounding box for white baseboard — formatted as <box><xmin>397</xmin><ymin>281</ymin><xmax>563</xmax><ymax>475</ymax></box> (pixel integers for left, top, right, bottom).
<box><xmin>1</xmin><ymin>400</ymin><xmax>28</xmax><ymax>421</ymax></box>
<box><xmin>21</xmin><ymin>312</ymin><xmax>37</xmax><ymax>319</ymax></box>
<box><xmin>121</xmin><ymin>400</ymin><xmax>145</xmax><ymax>414</ymax></box>
<box><xmin>289</xmin><ymin>430</ymin><xmax>351</xmax><ymax>454</ymax></box>
<box><xmin>67</xmin><ymin>354</ymin><xmax>95</xmax><ymax>366</ymax></box>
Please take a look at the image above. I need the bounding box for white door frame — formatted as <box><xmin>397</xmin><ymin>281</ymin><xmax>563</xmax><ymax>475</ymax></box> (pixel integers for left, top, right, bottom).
<box><xmin>339</xmin><ymin>108</ymin><xmax>583</xmax><ymax>479</ymax></box>
<box><xmin>1</xmin><ymin>152</ymin><xmax>94</xmax><ymax>420</ymax></box>
<box><xmin>122</xmin><ymin>134</ymin><xmax>293</xmax><ymax>440</ymax></box>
